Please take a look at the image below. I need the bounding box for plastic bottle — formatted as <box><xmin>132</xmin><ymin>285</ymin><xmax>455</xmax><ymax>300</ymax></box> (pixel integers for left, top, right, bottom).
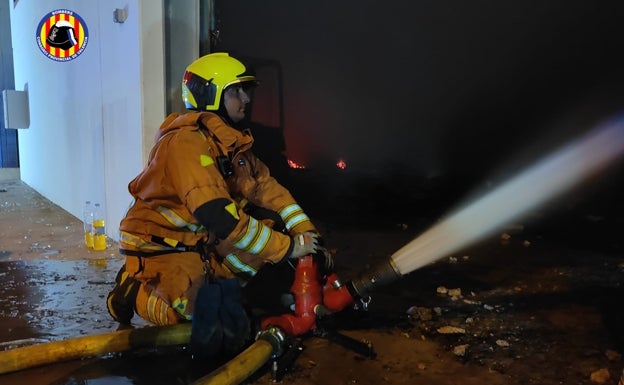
<box><xmin>83</xmin><ymin>201</ymin><xmax>94</xmax><ymax>248</ymax></box>
<box><xmin>92</xmin><ymin>203</ymin><xmax>107</xmax><ymax>251</ymax></box>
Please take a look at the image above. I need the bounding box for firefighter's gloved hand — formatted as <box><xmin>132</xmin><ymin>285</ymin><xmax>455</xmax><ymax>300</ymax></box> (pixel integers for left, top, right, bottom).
<box><xmin>314</xmin><ymin>246</ymin><xmax>334</xmax><ymax>272</ymax></box>
<box><xmin>289</xmin><ymin>232</ymin><xmax>320</xmax><ymax>259</ymax></box>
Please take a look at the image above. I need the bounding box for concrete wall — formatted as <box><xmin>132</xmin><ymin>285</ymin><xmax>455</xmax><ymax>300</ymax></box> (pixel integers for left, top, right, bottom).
<box><xmin>9</xmin><ymin>0</ymin><xmax>165</xmax><ymax>240</ymax></box>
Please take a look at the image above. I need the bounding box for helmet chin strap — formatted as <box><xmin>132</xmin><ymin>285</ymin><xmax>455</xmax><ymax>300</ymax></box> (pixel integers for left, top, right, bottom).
<box><xmin>216</xmin><ymin>103</ymin><xmax>248</xmax><ymax>130</ymax></box>
<box><xmin>216</xmin><ymin>104</ymin><xmax>235</xmax><ymax>126</ymax></box>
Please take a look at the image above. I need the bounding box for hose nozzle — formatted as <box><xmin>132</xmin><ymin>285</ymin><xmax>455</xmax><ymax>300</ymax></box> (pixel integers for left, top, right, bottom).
<box><xmin>347</xmin><ymin>258</ymin><xmax>402</xmax><ymax>299</ymax></box>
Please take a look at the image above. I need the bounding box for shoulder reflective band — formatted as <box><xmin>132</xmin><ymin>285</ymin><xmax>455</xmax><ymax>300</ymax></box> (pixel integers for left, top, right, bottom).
<box><xmin>200</xmin><ymin>154</ymin><xmax>215</xmax><ymax>167</ymax></box>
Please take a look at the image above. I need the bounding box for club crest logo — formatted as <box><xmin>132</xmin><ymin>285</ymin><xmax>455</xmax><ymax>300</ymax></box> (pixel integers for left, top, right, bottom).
<box><xmin>36</xmin><ymin>10</ymin><xmax>89</xmax><ymax>62</ymax></box>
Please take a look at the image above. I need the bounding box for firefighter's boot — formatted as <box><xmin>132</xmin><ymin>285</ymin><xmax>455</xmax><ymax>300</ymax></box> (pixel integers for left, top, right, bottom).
<box><xmin>106</xmin><ymin>265</ymin><xmax>140</xmax><ymax>324</ymax></box>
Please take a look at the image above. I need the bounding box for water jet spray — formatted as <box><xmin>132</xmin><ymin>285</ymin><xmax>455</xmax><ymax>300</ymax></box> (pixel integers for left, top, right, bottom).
<box><xmin>389</xmin><ymin>114</ymin><xmax>624</xmax><ymax>277</ymax></box>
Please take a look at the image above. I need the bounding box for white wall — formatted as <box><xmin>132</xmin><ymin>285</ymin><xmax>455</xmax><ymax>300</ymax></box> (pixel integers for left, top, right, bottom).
<box><xmin>9</xmin><ymin>0</ymin><xmax>166</xmax><ymax>241</ymax></box>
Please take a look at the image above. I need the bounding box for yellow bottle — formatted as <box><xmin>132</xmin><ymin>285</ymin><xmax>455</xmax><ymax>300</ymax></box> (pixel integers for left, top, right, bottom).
<box><xmin>92</xmin><ymin>203</ymin><xmax>107</xmax><ymax>251</ymax></box>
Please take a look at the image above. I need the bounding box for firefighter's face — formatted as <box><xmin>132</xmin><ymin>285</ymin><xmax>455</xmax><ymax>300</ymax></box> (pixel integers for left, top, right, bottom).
<box><xmin>223</xmin><ymin>85</ymin><xmax>251</xmax><ymax>123</ymax></box>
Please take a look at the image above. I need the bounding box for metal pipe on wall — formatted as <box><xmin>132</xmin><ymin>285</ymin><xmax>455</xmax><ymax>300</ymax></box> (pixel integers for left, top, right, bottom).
<box><xmin>164</xmin><ymin>0</ymin><xmax>202</xmax><ymax>114</ymax></box>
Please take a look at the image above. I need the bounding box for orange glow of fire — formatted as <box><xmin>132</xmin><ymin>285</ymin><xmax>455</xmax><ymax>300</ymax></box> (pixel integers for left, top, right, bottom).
<box><xmin>336</xmin><ymin>159</ymin><xmax>347</xmax><ymax>170</ymax></box>
<box><xmin>287</xmin><ymin>159</ymin><xmax>306</xmax><ymax>169</ymax></box>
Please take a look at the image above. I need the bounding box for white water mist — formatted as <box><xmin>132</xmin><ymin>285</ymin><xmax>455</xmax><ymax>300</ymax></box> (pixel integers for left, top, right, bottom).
<box><xmin>391</xmin><ymin>115</ymin><xmax>624</xmax><ymax>275</ymax></box>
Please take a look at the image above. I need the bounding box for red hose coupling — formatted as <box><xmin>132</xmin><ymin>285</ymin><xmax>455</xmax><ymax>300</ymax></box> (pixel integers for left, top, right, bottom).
<box><xmin>260</xmin><ymin>313</ymin><xmax>317</xmax><ymax>337</ymax></box>
<box><xmin>261</xmin><ymin>256</ymin><xmax>323</xmax><ymax>336</ymax></box>
<box><xmin>322</xmin><ymin>272</ymin><xmax>355</xmax><ymax>312</ymax></box>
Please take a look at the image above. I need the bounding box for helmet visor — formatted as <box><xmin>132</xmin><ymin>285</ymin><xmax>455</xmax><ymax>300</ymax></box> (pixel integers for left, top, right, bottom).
<box><xmin>183</xmin><ymin>71</ymin><xmax>217</xmax><ymax>110</ymax></box>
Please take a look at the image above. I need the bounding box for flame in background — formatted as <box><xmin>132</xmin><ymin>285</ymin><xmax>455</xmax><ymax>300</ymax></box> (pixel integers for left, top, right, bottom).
<box><xmin>287</xmin><ymin>159</ymin><xmax>306</xmax><ymax>169</ymax></box>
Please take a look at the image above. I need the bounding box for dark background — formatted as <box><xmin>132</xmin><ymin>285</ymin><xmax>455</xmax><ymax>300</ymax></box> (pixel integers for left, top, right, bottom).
<box><xmin>214</xmin><ymin>1</ymin><xmax>624</xmax><ymax>174</ymax></box>
<box><xmin>213</xmin><ymin>0</ymin><xmax>624</xmax><ymax>229</ymax></box>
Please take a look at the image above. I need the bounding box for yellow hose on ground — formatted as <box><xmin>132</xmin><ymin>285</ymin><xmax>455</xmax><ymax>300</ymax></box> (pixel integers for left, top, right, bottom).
<box><xmin>190</xmin><ymin>338</ymin><xmax>274</xmax><ymax>385</ymax></box>
<box><xmin>0</xmin><ymin>323</ymin><xmax>191</xmax><ymax>375</ymax></box>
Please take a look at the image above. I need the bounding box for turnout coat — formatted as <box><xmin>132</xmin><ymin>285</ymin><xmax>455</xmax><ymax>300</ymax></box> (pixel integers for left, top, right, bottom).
<box><xmin>118</xmin><ymin>111</ymin><xmax>316</xmax><ymax>324</ymax></box>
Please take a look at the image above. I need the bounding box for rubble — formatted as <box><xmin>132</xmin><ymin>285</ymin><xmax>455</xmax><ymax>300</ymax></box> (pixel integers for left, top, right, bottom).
<box><xmin>436</xmin><ymin>326</ymin><xmax>466</xmax><ymax>334</ymax></box>
<box><xmin>590</xmin><ymin>368</ymin><xmax>611</xmax><ymax>384</ymax></box>
<box><xmin>453</xmin><ymin>344</ymin><xmax>469</xmax><ymax>357</ymax></box>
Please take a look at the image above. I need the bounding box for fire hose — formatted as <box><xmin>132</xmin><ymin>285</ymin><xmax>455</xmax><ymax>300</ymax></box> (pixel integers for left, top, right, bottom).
<box><xmin>0</xmin><ymin>323</ymin><xmax>192</xmax><ymax>375</ymax></box>
<box><xmin>0</xmin><ymin>255</ymin><xmax>402</xmax><ymax>384</ymax></box>
<box><xmin>189</xmin><ymin>330</ymin><xmax>279</xmax><ymax>385</ymax></box>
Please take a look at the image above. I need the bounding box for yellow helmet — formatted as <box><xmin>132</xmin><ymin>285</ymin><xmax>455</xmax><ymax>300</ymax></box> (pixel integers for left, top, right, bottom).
<box><xmin>182</xmin><ymin>52</ymin><xmax>257</xmax><ymax>111</ymax></box>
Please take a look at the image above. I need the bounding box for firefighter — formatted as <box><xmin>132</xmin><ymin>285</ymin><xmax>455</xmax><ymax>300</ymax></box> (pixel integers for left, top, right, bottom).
<box><xmin>106</xmin><ymin>52</ymin><xmax>332</xmax><ymax>359</ymax></box>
